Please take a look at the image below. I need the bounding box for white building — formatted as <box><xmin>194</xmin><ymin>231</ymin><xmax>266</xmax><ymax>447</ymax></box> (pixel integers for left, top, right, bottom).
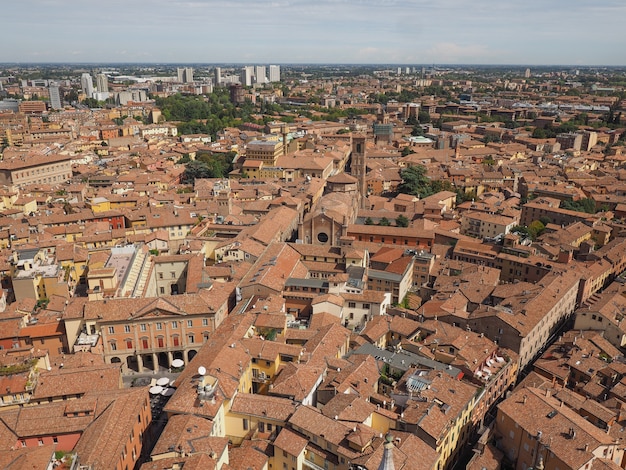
<box><xmin>80</xmin><ymin>73</ymin><xmax>94</xmax><ymax>97</ymax></box>
<box><xmin>268</xmin><ymin>65</ymin><xmax>281</xmax><ymax>83</ymax></box>
<box><xmin>214</xmin><ymin>67</ymin><xmax>221</xmax><ymax>85</ymax></box>
<box><xmin>177</xmin><ymin>67</ymin><xmax>193</xmax><ymax>83</ymax></box>
<box><xmin>116</xmin><ymin>90</ymin><xmax>147</xmax><ymax>105</ymax></box>
<box><xmin>96</xmin><ymin>73</ymin><xmax>109</xmax><ymax>93</ymax></box>
<box><xmin>240</xmin><ymin>66</ymin><xmax>254</xmax><ymax>87</ymax></box>
<box><xmin>254</xmin><ymin>65</ymin><xmax>266</xmax><ymax>84</ymax></box>
<box><xmin>48</xmin><ymin>84</ymin><xmax>62</xmax><ymax>109</ymax></box>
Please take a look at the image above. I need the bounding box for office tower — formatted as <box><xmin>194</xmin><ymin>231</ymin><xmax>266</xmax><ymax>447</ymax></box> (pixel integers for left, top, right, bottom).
<box><xmin>405</xmin><ymin>67</ymin><xmax>410</xmax><ymax>74</ymax></box>
<box><xmin>254</xmin><ymin>65</ymin><xmax>266</xmax><ymax>84</ymax></box>
<box><xmin>524</xmin><ymin>68</ymin><xmax>531</xmax><ymax>78</ymax></box>
<box><xmin>80</xmin><ymin>73</ymin><xmax>94</xmax><ymax>97</ymax></box>
<box><xmin>96</xmin><ymin>73</ymin><xmax>109</xmax><ymax>93</ymax></box>
<box><xmin>214</xmin><ymin>67</ymin><xmax>222</xmax><ymax>85</ymax></box>
<box><xmin>397</xmin><ymin>67</ymin><xmax>402</xmax><ymax>75</ymax></box>
<box><xmin>240</xmin><ymin>66</ymin><xmax>254</xmax><ymax>87</ymax></box>
<box><xmin>177</xmin><ymin>67</ymin><xmax>193</xmax><ymax>83</ymax></box>
<box><xmin>268</xmin><ymin>65</ymin><xmax>281</xmax><ymax>83</ymax></box>
<box><xmin>49</xmin><ymin>83</ymin><xmax>62</xmax><ymax>110</ymax></box>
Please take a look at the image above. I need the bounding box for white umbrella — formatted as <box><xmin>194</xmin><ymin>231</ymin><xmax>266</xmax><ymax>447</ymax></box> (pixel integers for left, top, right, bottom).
<box><xmin>161</xmin><ymin>387</ymin><xmax>175</xmax><ymax>397</ymax></box>
<box><xmin>149</xmin><ymin>385</ymin><xmax>164</xmax><ymax>395</ymax></box>
<box><xmin>172</xmin><ymin>359</ymin><xmax>184</xmax><ymax>368</ymax></box>
<box><xmin>156</xmin><ymin>377</ymin><xmax>170</xmax><ymax>386</ymax></box>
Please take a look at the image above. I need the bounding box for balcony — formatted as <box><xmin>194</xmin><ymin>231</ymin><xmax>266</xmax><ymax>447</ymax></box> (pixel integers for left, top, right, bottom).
<box><xmin>303</xmin><ymin>458</ymin><xmax>326</xmax><ymax>470</ymax></box>
<box><xmin>251</xmin><ymin>371</ymin><xmax>269</xmax><ymax>383</ymax></box>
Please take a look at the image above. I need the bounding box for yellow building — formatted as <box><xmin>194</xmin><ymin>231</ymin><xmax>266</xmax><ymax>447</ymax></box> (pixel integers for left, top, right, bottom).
<box><xmin>86</xmin><ymin>197</ymin><xmax>111</xmax><ymax>213</ymax></box>
<box><xmin>11</xmin><ymin>249</ymin><xmax>69</xmax><ymax>302</ymax></box>
<box><xmin>225</xmin><ymin>393</ymin><xmax>297</xmax><ymax>446</ymax></box>
<box><xmin>245</xmin><ymin>139</ymin><xmax>284</xmax><ymax>165</ymax></box>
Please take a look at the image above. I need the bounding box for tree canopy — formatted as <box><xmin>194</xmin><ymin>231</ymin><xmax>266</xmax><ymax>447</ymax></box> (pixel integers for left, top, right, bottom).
<box><xmin>397</xmin><ymin>165</ymin><xmax>454</xmax><ymax>198</ymax></box>
<box><xmin>180</xmin><ymin>151</ymin><xmax>235</xmax><ymax>183</ymax></box>
<box><xmin>560</xmin><ymin>198</ymin><xmax>597</xmax><ymax>214</ymax></box>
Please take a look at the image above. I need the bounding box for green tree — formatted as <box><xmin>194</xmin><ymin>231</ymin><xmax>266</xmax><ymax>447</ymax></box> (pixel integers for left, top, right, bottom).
<box><xmin>528</xmin><ymin>220</ymin><xmax>546</xmax><ymax>239</ymax></box>
<box><xmin>411</xmin><ymin>125</ymin><xmax>425</xmax><ymax>137</ymax></box>
<box><xmin>560</xmin><ymin>198</ymin><xmax>597</xmax><ymax>214</ymax></box>
<box><xmin>398</xmin><ymin>165</ymin><xmax>432</xmax><ymax>197</ymax></box>
<box><xmin>396</xmin><ymin>215</ymin><xmax>409</xmax><ymax>227</ymax></box>
<box><xmin>181</xmin><ymin>161</ymin><xmax>214</xmax><ymax>184</ymax></box>
<box><xmin>398</xmin><ymin>165</ymin><xmax>454</xmax><ymax>198</ymax></box>
<box><xmin>379</xmin><ymin>217</ymin><xmax>391</xmax><ymax>226</ymax></box>
<box><xmin>401</xmin><ymin>146</ymin><xmax>415</xmax><ymax>157</ymax></box>
<box><xmin>364</xmin><ymin>217</ymin><xmax>374</xmax><ymax>225</ymax></box>
<box><xmin>418</xmin><ymin>111</ymin><xmax>431</xmax><ymax>123</ymax></box>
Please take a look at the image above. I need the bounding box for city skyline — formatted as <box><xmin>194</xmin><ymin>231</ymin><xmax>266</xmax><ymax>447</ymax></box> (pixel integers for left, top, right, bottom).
<box><xmin>1</xmin><ymin>0</ymin><xmax>625</xmax><ymax>66</ymax></box>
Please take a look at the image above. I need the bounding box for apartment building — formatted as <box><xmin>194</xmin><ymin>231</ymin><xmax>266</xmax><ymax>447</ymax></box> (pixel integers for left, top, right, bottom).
<box><xmin>495</xmin><ymin>386</ymin><xmax>624</xmax><ymax>470</ymax></box>
<box><xmin>468</xmin><ymin>269</ymin><xmax>580</xmax><ymax>369</ymax></box>
<box><xmin>245</xmin><ymin>139</ymin><xmax>284</xmax><ymax>166</ymax></box>
<box><xmin>392</xmin><ymin>369</ymin><xmax>479</xmax><ymax>470</ymax></box>
<box><xmin>460</xmin><ymin>211</ymin><xmax>518</xmax><ymax>240</ymax></box>
<box><xmin>346</xmin><ymin>224</ymin><xmax>435</xmax><ymax>249</ymax></box>
<box><xmin>368</xmin><ymin>255</ymin><xmax>414</xmax><ymax>304</ymax></box>
<box><xmin>520</xmin><ymin>197</ymin><xmax>591</xmax><ymax>227</ymax></box>
<box><xmin>0</xmin><ymin>151</ymin><xmax>72</xmax><ymax>188</ymax></box>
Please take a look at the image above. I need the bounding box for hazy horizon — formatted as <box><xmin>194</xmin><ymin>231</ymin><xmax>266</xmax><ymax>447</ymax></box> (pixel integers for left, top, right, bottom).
<box><xmin>2</xmin><ymin>0</ymin><xmax>625</xmax><ymax>66</ymax></box>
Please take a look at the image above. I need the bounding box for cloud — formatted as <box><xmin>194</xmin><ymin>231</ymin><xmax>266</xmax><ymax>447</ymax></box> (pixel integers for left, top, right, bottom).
<box><xmin>0</xmin><ymin>0</ymin><xmax>624</xmax><ymax>64</ymax></box>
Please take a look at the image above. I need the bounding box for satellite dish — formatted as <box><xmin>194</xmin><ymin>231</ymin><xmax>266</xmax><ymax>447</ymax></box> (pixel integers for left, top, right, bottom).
<box><xmin>198</xmin><ymin>366</ymin><xmax>206</xmax><ymax>376</ymax></box>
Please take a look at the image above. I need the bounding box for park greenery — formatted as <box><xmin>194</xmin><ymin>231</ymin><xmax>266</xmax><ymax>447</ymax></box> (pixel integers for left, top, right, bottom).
<box><xmin>180</xmin><ymin>151</ymin><xmax>237</xmax><ymax>183</ymax></box>
<box><xmin>559</xmin><ymin>198</ymin><xmax>598</xmax><ymax>214</ymax></box>
<box><xmin>397</xmin><ymin>165</ymin><xmax>455</xmax><ymax>198</ymax></box>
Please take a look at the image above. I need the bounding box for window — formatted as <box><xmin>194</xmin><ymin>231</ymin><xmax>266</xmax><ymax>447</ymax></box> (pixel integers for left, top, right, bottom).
<box><xmin>160</xmin><ymin>287</ymin><xmax>165</xmax><ymax>294</ymax></box>
<box><xmin>243</xmin><ymin>419</ymin><xmax>249</xmax><ymax>430</ymax></box>
<box><xmin>156</xmin><ymin>322</ymin><xmax>162</xmax><ymax>330</ymax></box>
<box><xmin>171</xmin><ymin>272</ymin><xmax>176</xmax><ymax>279</ymax></box>
<box><xmin>126</xmin><ymin>340</ymin><xmax>133</xmax><ymax>349</ymax></box>
<box><xmin>140</xmin><ymin>324</ymin><xmax>147</xmax><ymax>332</ymax></box>
<box><xmin>202</xmin><ymin>318</ymin><xmax>208</xmax><ymax>326</ymax></box>
<box><xmin>38</xmin><ymin>438</ymin><xmax>44</xmax><ymax>446</ymax></box>
<box><xmin>157</xmin><ymin>337</ymin><xmax>164</xmax><ymax>348</ymax></box>
<box><xmin>124</xmin><ymin>325</ymin><xmax>131</xmax><ymax>333</ymax></box>
<box><xmin>187</xmin><ymin>320</ymin><xmax>193</xmax><ymax>327</ymax></box>
<box><xmin>188</xmin><ymin>334</ymin><xmax>195</xmax><ymax>344</ymax></box>
<box><xmin>158</xmin><ymin>272</ymin><xmax>163</xmax><ymax>279</ymax></box>
<box><xmin>110</xmin><ymin>342</ymin><xmax>117</xmax><ymax>351</ymax></box>
<box><xmin>53</xmin><ymin>436</ymin><xmax>58</xmax><ymax>444</ymax></box>
<box><xmin>172</xmin><ymin>321</ymin><xmax>178</xmax><ymax>328</ymax></box>
<box><xmin>108</xmin><ymin>326</ymin><xmax>115</xmax><ymax>334</ymax></box>
<box><xmin>142</xmin><ymin>339</ymin><xmax>149</xmax><ymax>349</ymax></box>
<box><xmin>348</xmin><ymin>302</ymin><xmax>356</xmax><ymax>308</ymax></box>
<box><xmin>173</xmin><ymin>336</ymin><xmax>180</xmax><ymax>347</ymax></box>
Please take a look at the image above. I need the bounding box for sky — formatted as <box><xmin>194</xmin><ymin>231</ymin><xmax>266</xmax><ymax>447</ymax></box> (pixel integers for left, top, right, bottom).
<box><xmin>1</xmin><ymin>0</ymin><xmax>625</xmax><ymax>65</ymax></box>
